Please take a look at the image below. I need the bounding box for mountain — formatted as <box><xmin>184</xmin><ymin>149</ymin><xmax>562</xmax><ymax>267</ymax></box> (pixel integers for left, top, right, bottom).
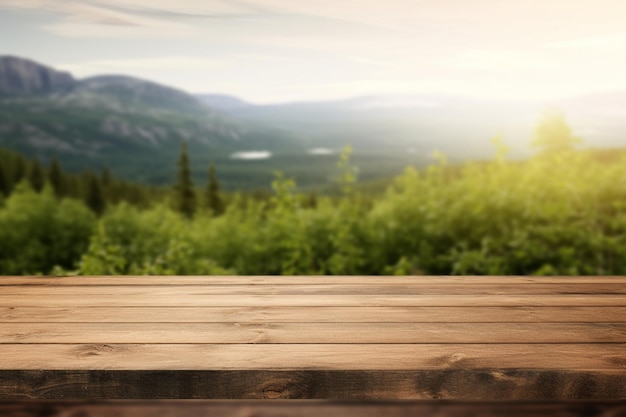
<box><xmin>220</xmin><ymin>92</ymin><xmax>626</xmax><ymax>161</ymax></box>
<box><xmin>196</xmin><ymin>94</ymin><xmax>252</xmax><ymax>112</ymax></box>
<box><xmin>0</xmin><ymin>56</ymin><xmax>74</xmax><ymax>95</ymax></box>
<box><xmin>71</xmin><ymin>75</ymin><xmax>212</xmax><ymax>115</ymax></box>
<box><xmin>215</xmin><ymin>95</ymin><xmax>541</xmax><ymax>162</ymax></box>
<box><xmin>3</xmin><ymin>56</ymin><xmax>624</xmax><ymax>191</ymax></box>
<box><xmin>0</xmin><ymin>56</ymin><xmax>304</xmax><ymax>187</ymax></box>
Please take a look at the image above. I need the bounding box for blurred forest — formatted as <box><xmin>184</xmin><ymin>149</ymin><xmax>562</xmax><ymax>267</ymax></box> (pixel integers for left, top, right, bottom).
<box><xmin>1</xmin><ymin>113</ymin><xmax>626</xmax><ymax>276</ymax></box>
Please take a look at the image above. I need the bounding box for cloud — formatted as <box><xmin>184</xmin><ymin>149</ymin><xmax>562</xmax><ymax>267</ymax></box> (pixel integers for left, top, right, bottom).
<box><xmin>2</xmin><ymin>0</ymin><xmax>148</xmax><ymax>25</ymax></box>
<box><xmin>546</xmin><ymin>33</ymin><xmax>626</xmax><ymax>49</ymax></box>
<box><xmin>58</xmin><ymin>56</ymin><xmax>226</xmax><ymax>75</ymax></box>
<box><xmin>4</xmin><ymin>0</ymin><xmax>626</xmax><ymax>102</ymax></box>
<box><xmin>452</xmin><ymin>50</ymin><xmax>554</xmax><ymax>71</ymax></box>
<box><xmin>87</xmin><ymin>0</ymin><xmax>268</xmax><ymax>21</ymax></box>
<box><xmin>0</xmin><ymin>0</ymin><xmax>490</xmax><ymax>39</ymax></box>
<box><xmin>0</xmin><ymin>0</ymin><xmax>257</xmax><ymax>20</ymax></box>
<box><xmin>0</xmin><ymin>0</ymin><xmax>44</xmax><ymax>8</ymax></box>
<box><xmin>0</xmin><ymin>0</ymin><xmax>258</xmax><ymax>38</ymax></box>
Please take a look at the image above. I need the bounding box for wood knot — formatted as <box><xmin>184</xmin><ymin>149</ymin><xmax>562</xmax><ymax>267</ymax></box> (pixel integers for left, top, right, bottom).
<box><xmin>449</xmin><ymin>353</ymin><xmax>467</xmax><ymax>363</ymax></box>
<box><xmin>75</xmin><ymin>344</ymin><xmax>115</xmax><ymax>357</ymax></box>
<box><xmin>429</xmin><ymin>352</ymin><xmax>470</xmax><ymax>368</ymax></box>
<box><xmin>263</xmin><ymin>388</ymin><xmax>284</xmax><ymax>399</ymax></box>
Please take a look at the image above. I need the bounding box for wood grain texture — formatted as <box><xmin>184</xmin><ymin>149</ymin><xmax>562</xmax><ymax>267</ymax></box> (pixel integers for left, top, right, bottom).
<box><xmin>3</xmin><ymin>294</ymin><xmax>626</xmax><ymax>307</ymax></box>
<box><xmin>2</xmin><ymin>283</ymin><xmax>626</xmax><ymax>295</ymax></box>
<box><xmin>1</xmin><ymin>400</ymin><xmax>625</xmax><ymax>416</ymax></box>
<box><xmin>2</xmin><ymin>322</ymin><xmax>625</xmax><ymax>343</ymax></box>
<box><xmin>1</xmin><ymin>275</ymin><xmax>625</xmax><ymax>400</ymax></box>
<box><xmin>1</xmin><ymin>344</ymin><xmax>625</xmax><ymax>370</ymax></box>
<box><xmin>1</xmin><ymin>370</ymin><xmax>625</xmax><ymax>400</ymax></box>
<box><xmin>3</xmin><ymin>306</ymin><xmax>624</xmax><ymax>323</ymax></box>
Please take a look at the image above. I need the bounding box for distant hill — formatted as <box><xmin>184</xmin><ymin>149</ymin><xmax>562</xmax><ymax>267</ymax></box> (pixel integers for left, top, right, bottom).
<box><xmin>215</xmin><ymin>92</ymin><xmax>626</xmax><ymax>162</ymax></box>
<box><xmin>2</xmin><ymin>56</ymin><xmax>624</xmax><ymax>191</ymax></box>
<box><xmin>196</xmin><ymin>94</ymin><xmax>252</xmax><ymax>112</ymax></box>
<box><xmin>0</xmin><ymin>56</ymin><xmax>304</xmax><ymax>187</ymax></box>
<box><xmin>0</xmin><ymin>55</ymin><xmax>74</xmax><ymax>95</ymax></box>
<box><xmin>72</xmin><ymin>75</ymin><xmax>212</xmax><ymax>115</ymax></box>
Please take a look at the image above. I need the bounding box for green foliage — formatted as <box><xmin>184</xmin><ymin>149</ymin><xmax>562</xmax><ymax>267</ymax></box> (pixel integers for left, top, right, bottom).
<box><xmin>532</xmin><ymin>110</ymin><xmax>582</xmax><ymax>154</ymax></box>
<box><xmin>0</xmin><ymin>164</ymin><xmax>8</xmax><ymax>197</ymax></box>
<box><xmin>335</xmin><ymin>145</ymin><xmax>357</xmax><ymax>195</ymax></box>
<box><xmin>0</xmin><ymin>183</ymin><xmax>96</xmax><ymax>274</ymax></box>
<box><xmin>79</xmin><ymin>203</ymin><xmax>232</xmax><ymax>275</ymax></box>
<box><xmin>48</xmin><ymin>158</ymin><xmax>65</xmax><ymax>197</ymax></box>
<box><xmin>205</xmin><ymin>163</ymin><xmax>224</xmax><ymax>215</ymax></box>
<box><xmin>173</xmin><ymin>141</ymin><xmax>196</xmax><ymax>218</ymax></box>
<box><xmin>0</xmin><ymin>146</ymin><xmax>168</xmax><ymax>207</ymax></box>
<box><xmin>0</xmin><ymin>148</ymin><xmax>29</xmax><ymax>194</ymax></box>
<box><xmin>13</xmin><ymin>155</ymin><xmax>26</xmax><ymax>185</ymax></box>
<box><xmin>84</xmin><ymin>173</ymin><xmax>106</xmax><ymax>215</ymax></box>
<box><xmin>6</xmin><ymin>129</ymin><xmax>626</xmax><ymax>276</ymax></box>
<box><xmin>28</xmin><ymin>160</ymin><xmax>45</xmax><ymax>192</ymax></box>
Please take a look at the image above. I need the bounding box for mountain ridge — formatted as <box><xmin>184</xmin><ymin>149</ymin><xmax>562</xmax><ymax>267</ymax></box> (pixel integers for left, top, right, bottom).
<box><xmin>2</xmin><ymin>55</ymin><xmax>625</xmax><ymax>190</ymax></box>
<box><xmin>0</xmin><ymin>56</ymin><xmax>75</xmax><ymax>95</ymax></box>
<box><xmin>0</xmin><ymin>56</ymin><xmax>303</xmax><ymax>187</ymax></box>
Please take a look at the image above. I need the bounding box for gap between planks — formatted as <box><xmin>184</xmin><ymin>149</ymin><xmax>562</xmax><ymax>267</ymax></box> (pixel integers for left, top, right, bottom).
<box><xmin>3</xmin><ymin>275</ymin><xmax>626</xmax><ymax>286</ymax></box>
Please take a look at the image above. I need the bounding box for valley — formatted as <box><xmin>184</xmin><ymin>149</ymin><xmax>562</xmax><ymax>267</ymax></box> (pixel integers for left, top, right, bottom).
<box><xmin>1</xmin><ymin>56</ymin><xmax>625</xmax><ymax>191</ymax></box>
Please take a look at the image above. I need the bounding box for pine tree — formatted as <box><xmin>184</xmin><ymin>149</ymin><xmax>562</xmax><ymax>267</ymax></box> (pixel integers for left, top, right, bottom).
<box><xmin>48</xmin><ymin>158</ymin><xmax>65</xmax><ymax>197</ymax></box>
<box><xmin>336</xmin><ymin>145</ymin><xmax>357</xmax><ymax>195</ymax></box>
<box><xmin>101</xmin><ymin>167</ymin><xmax>112</xmax><ymax>188</ymax></box>
<box><xmin>174</xmin><ymin>141</ymin><xmax>196</xmax><ymax>218</ymax></box>
<box><xmin>0</xmin><ymin>165</ymin><xmax>8</xmax><ymax>197</ymax></box>
<box><xmin>64</xmin><ymin>175</ymin><xmax>80</xmax><ymax>199</ymax></box>
<box><xmin>13</xmin><ymin>155</ymin><xmax>26</xmax><ymax>185</ymax></box>
<box><xmin>29</xmin><ymin>159</ymin><xmax>45</xmax><ymax>192</ymax></box>
<box><xmin>205</xmin><ymin>163</ymin><xmax>224</xmax><ymax>215</ymax></box>
<box><xmin>85</xmin><ymin>172</ymin><xmax>106</xmax><ymax>215</ymax></box>
<box><xmin>100</xmin><ymin>167</ymin><xmax>112</xmax><ymax>203</ymax></box>
<box><xmin>304</xmin><ymin>191</ymin><xmax>318</xmax><ymax>209</ymax></box>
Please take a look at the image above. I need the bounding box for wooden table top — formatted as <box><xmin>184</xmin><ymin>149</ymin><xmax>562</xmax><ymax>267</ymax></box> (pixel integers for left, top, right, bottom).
<box><xmin>1</xmin><ymin>275</ymin><xmax>625</xmax><ymax>400</ymax></box>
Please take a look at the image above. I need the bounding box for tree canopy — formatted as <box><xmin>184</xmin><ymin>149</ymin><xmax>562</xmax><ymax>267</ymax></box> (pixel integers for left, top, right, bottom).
<box><xmin>532</xmin><ymin>110</ymin><xmax>582</xmax><ymax>154</ymax></box>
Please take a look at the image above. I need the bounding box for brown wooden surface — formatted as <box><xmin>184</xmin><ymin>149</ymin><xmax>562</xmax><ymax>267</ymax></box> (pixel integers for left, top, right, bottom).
<box><xmin>3</xmin><ymin>283</ymin><xmax>626</xmax><ymax>295</ymax></box>
<box><xmin>2</xmin><ymin>343</ymin><xmax>626</xmax><ymax>370</ymax></box>
<box><xmin>3</xmin><ymin>306</ymin><xmax>624</xmax><ymax>323</ymax></box>
<box><xmin>4</xmin><ymin>294</ymin><xmax>626</xmax><ymax>307</ymax></box>
<box><xmin>3</xmin><ymin>322</ymin><xmax>625</xmax><ymax>343</ymax></box>
<box><xmin>0</xmin><ymin>275</ymin><xmax>625</xmax><ymax>400</ymax></box>
<box><xmin>3</xmin><ymin>275</ymin><xmax>626</xmax><ymax>285</ymax></box>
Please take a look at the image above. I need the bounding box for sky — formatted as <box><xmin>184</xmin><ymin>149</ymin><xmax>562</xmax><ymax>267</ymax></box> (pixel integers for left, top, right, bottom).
<box><xmin>2</xmin><ymin>0</ymin><xmax>626</xmax><ymax>104</ymax></box>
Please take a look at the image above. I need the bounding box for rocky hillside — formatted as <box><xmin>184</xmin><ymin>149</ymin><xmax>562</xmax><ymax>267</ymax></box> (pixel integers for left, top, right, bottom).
<box><xmin>0</xmin><ymin>56</ymin><xmax>302</xmax><ymax>184</ymax></box>
<box><xmin>0</xmin><ymin>56</ymin><xmax>74</xmax><ymax>95</ymax></box>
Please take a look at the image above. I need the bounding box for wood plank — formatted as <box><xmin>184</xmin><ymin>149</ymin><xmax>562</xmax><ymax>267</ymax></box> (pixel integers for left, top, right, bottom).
<box><xmin>2</xmin><ymin>283</ymin><xmax>625</xmax><ymax>295</ymax></box>
<box><xmin>1</xmin><ymin>370</ymin><xmax>625</xmax><ymax>399</ymax></box>
<box><xmin>0</xmin><ymin>344</ymin><xmax>624</xmax><ymax>370</ymax></box>
<box><xmin>1</xmin><ymin>276</ymin><xmax>624</xmax><ymax>401</ymax></box>
<box><xmin>3</xmin><ymin>306</ymin><xmax>625</xmax><ymax>323</ymax></box>
<box><xmin>3</xmin><ymin>294</ymin><xmax>626</xmax><ymax>307</ymax></box>
<box><xmin>1</xmin><ymin>322</ymin><xmax>625</xmax><ymax>344</ymax></box>
<box><xmin>1</xmin><ymin>400</ymin><xmax>625</xmax><ymax>416</ymax></box>
<box><xmin>3</xmin><ymin>275</ymin><xmax>626</xmax><ymax>286</ymax></box>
